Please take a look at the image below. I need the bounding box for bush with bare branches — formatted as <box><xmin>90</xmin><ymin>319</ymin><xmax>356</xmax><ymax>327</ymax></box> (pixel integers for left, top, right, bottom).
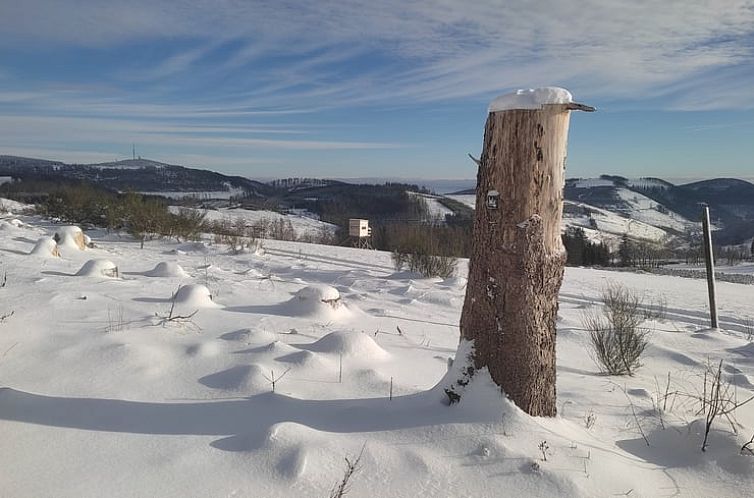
<box><xmin>584</xmin><ymin>283</ymin><xmax>649</xmax><ymax>376</ymax></box>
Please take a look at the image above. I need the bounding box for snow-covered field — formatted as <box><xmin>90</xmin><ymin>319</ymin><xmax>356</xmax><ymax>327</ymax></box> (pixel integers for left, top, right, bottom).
<box><xmin>2</xmin><ymin>207</ymin><xmax>754</xmax><ymax>497</ymax></box>
<box><xmin>669</xmin><ymin>262</ymin><xmax>754</xmax><ymax>276</ymax></box>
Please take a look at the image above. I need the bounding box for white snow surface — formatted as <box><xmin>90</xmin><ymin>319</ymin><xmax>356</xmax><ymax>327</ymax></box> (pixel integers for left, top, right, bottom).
<box><xmin>1</xmin><ymin>214</ymin><xmax>754</xmax><ymax>497</ymax></box>
<box><xmin>0</xmin><ymin>197</ymin><xmax>33</xmax><ymax>214</ymax></box>
<box><xmin>489</xmin><ymin>87</ymin><xmax>573</xmax><ymax>112</ymax></box>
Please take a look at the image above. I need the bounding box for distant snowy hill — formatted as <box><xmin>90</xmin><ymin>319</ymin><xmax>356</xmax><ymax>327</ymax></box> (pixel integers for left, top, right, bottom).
<box><xmin>449</xmin><ymin>175</ymin><xmax>754</xmax><ymax>245</ymax></box>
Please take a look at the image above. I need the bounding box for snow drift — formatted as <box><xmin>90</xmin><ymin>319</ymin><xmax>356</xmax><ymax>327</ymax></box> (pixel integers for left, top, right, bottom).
<box><xmin>29</xmin><ymin>237</ymin><xmax>60</xmax><ymax>257</ymax></box>
<box><xmin>302</xmin><ymin>330</ymin><xmax>389</xmax><ymax>361</ymax></box>
<box><xmin>172</xmin><ymin>284</ymin><xmax>219</xmax><ymax>308</ymax></box>
<box><xmin>145</xmin><ymin>262</ymin><xmax>189</xmax><ymax>278</ymax></box>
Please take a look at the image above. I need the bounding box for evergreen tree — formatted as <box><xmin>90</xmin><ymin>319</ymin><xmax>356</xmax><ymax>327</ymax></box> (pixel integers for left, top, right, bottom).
<box><xmin>619</xmin><ymin>234</ymin><xmax>634</xmax><ymax>267</ymax></box>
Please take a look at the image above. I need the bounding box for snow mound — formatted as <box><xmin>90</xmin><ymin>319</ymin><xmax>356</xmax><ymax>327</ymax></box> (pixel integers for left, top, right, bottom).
<box><xmin>145</xmin><ymin>261</ymin><xmax>189</xmax><ymax>278</ymax></box>
<box><xmin>75</xmin><ymin>259</ymin><xmax>119</xmax><ymax>278</ymax></box>
<box><xmin>29</xmin><ymin>237</ymin><xmax>60</xmax><ymax>257</ymax></box>
<box><xmin>249</xmin><ymin>340</ymin><xmax>298</xmax><ymax>356</ymax></box>
<box><xmin>198</xmin><ymin>364</ymin><xmax>266</xmax><ymax>391</ymax></box>
<box><xmin>489</xmin><ymin>86</ymin><xmax>572</xmax><ymax>112</ymax></box>
<box><xmin>296</xmin><ymin>285</ymin><xmax>341</xmax><ymax>302</ymax></box>
<box><xmin>53</xmin><ymin>226</ymin><xmax>87</xmax><ymax>250</ymax></box>
<box><xmin>303</xmin><ymin>330</ymin><xmax>389</xmax><ymax>360</ymax></box>
<box><xmin>0</xmin><ymin>197</ymin><xmax>33</xmax><ymax>213</ymax></box>
<box><xmin>185</xmin><ymin>340</ymin><xmax>223</xmax><ymax>358</ymax></box>
<box><xmin>172</xmin><ymin>284</ymin><xmax>219</xmax><ymax>308</ymax></box>
<box><xmin>285</xmin><ymin>285</ymin><xmax>353</xmax><ymax>318</ymax></box>
<box><xmin>220</xmin><ymin>328</ymin><xmax>278</xmax><ymax>344</ymax></box>
<box><xmin>438</xmin><ymin>276</ymin><xmax>468</xmax><ymax>288</ymax></box>
<box><xmin>275</xmin><ymin>350</ymin><xmax>332</xmax><ymax>370</ymax></box>
<box><xmin>173</xmin><ymin>242</ymin><xmax>209</xmax><ymax>254</ymax></box>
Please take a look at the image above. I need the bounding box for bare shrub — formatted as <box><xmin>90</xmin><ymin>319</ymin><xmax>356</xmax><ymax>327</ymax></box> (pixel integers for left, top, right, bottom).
<box><xmin>262</xmin><ymin>368</ymin><xmax>292</xmax><ymax>393</ymax></box>
<box><xmin>584</xmin><ymin>283</ymin><xmax>649</xmax><ymax>376</ymax></box>
<box><xmin>153</xmin><ymin>291</ymin><xmax>199</xmax><ymax>331</ymax></box>
<box><xmin>538</xmin><ymin>440</ymin><xmax>550</xmax><ymax>461</ymax></box>
<box><xmin>392</xmin><ymin>250</ymin><xmax>457</xmax><ymax>278</ymax></box>
<box><xmin>743</xmin><ymin>317</ymin><xmax>754</xmax><ymax>341</ymax></box>
<box><xmin>695</xmin><ymin>360</ymin><xmax>754</xmax><ymax>452</ymax></box>
<box><xmin>328</xmin><ymin>444</ymin><xmax>366</xmax><ymax>498</ymax></box>
<box><xmin>106</xmin><ymin>304</ymin><xmax>125</xmax><ymax>333</ymax></box>
<box><xmin>642</xmin><ymin>294</ymin><xmax>668</xmax><ymax>322</ymax></box>
<box><xmin>391</xmin><ymin>250</ymin><xmax>409</xmax><ymax>271</ymax></box>
<box><xmin>742</xmin><ymin>434</ymin><xmax>754</xmax><ymax>456</ymax></box>
<box><xmin>584</xmin><ymin>409</ymin><xmax>597</xmax><ymax>430</ymax></box>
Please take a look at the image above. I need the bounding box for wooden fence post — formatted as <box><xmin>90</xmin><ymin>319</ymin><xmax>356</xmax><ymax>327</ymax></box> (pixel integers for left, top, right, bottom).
<box><xmin>701</xmin><ymin>205</ymin><xmax>718</xmax><ymax>329</ymax></box>
<box><xmin>458</xmin><ymin>88</ymin><xmax>593</xmax><ymax>416</ymax></box>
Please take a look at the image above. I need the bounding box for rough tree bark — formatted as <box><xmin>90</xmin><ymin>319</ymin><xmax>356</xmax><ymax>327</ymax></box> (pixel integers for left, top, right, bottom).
<box><xmin>458</xmin><ymin>102</ymin><xmax>593</xmax><ymax>417</ymax></box>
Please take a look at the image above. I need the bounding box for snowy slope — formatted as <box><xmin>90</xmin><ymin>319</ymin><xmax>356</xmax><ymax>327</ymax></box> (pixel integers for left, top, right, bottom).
<box><xmin>613</xmin><ymin>188</ymin><xmax>696</xmax><ymax>234</ymax></box>
<box><xmin>1</xmin><ymin>214</ymin><xmax>754</xmax><ymax>497</ymax></box>
<box><xmin>408</xmin><ymin>191</ymin><xmax>454</xmax><ymax>221</ymax></box>
<box><xmin>447</xmin><ymin>194</ymin><xmax>672</xmax><ymax>243</ymax></box>
<box><xmin>447</xmin><ymin>193</ymin><xmax>477</xmax><ymax>209</ymax></box>
<box><xmin>564</xmin><ymin>200</ymin><xmax>669</xmax><ymax>243</ymax></box>
<box><xmin>171</xmin><ymin>206</ymin><xmax>337</xmax><ymax>238</ymax></box>
<box><xmin>0</xmin><ymin>197</ymin><xmax>33</xmax><ymax>214</ymax></box>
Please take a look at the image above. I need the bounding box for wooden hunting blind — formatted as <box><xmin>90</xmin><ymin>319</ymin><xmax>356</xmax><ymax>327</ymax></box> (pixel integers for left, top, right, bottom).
<box><xmin>348</xmin><ymin>219</ymin><xmax>371</xmax><ymax>238</ymax></box>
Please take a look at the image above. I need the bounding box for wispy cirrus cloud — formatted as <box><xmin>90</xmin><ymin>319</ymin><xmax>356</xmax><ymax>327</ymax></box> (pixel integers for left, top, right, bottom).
<box><xmin>3</xmin><ymin>1</ymin><xmax>753</xmax><ymax>107</ymax></box>
<box><xmin>1</xmin><ymin>1</ymin><xmax>753</xmax><ymax>175</ymax></box>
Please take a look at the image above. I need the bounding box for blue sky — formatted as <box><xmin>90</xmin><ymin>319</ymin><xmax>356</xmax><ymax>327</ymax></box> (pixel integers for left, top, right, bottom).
<box><xmin>1</xmin><ymin>0</ymin><xmax>753</xmax><ymax>181</ymax></box>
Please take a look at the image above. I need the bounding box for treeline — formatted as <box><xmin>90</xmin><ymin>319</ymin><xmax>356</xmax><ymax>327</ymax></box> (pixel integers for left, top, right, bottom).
<box><xmin>562</xmin><ymin>228</ymin><xmax>611</xmax><ymax>266</ymax></box>
<box><xmin>291</xmin><ymin>184</ymin><xmax>431</xmax><ymax>227</ymax></box>
<box><xmin>35</xmin><ymin>184</ymin><xmax>206</xmax><ymax>248</ymax></box>
<box><xmin>562</xmin><ymin>229</ymin><xmax>669</xmax><ymax>268</ymax></box>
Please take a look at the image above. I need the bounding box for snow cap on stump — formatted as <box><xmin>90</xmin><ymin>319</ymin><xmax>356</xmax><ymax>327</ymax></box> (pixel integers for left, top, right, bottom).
<box><xmin>285</xmin><ymin>284</ymin><xmax>352</xmax><ymax>319</ymax></box>
<box><xmin>488</xmin><ymin>87</ymin><xmax>593</xmax><ymax>113</ymax></box>
<box><xmin>53</xmin><ymin>226</ymin><xmax>87</xmax><ymax>251</ymax></box>
<box><xmin>75</xmin><ymin>259</ymin><xmax>119</xmax><ymax>278</ymax></box>
<box><xmin>172</xmin><ymin>284</ymin><xmax>219</xmax><ymax>308</ymax></box>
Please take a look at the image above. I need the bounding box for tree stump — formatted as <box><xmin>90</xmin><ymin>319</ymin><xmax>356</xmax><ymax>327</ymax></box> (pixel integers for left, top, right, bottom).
<box><xmin>458</xmin><ymin>99</ymin><xmax>593</xmax><ymax>417</ymax></box>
